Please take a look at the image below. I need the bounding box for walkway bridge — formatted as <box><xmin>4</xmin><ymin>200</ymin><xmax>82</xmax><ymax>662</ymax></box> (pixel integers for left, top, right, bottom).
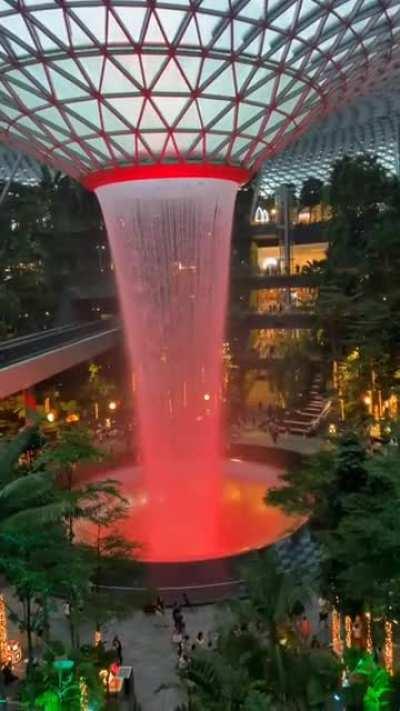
<box><xmin>0</xmin><ymin>320</ymin><xmax>121</xmax><ymax>398</ymax></box>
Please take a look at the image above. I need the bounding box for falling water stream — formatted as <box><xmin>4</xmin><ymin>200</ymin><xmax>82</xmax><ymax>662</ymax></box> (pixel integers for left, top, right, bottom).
<box><xmin>96</xmin><ymin>178</ymin><xmax>238</xmax><ymax>561</ymax></box>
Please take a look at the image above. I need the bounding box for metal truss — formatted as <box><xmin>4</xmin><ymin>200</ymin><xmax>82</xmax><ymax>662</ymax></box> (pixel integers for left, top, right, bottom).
<box><xmin>260</xmin><ymin>86</ymin><xmax>400</xmax><ymax>193</ymax></box>
<box><xmin>1</xmin><ymin>1</ymin><xmax>400</xmax><ymax>181</ymax></box>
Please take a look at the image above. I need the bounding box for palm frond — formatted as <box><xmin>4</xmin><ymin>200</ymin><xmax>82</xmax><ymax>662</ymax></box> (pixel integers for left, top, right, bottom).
<box><xmin>0</xmin><ymin>500</ymin><xmax>72</xmax><ymax>531</ymax></box>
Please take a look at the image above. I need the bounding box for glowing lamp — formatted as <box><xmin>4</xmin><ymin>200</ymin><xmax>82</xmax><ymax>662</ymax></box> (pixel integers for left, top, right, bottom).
<box><xmin>108</xmin><ymin>401</ymin><xmax>117</xmax><ymax>411</ymax></box>
<box><xmin>46</xmin><ymin>412</ymin><xmax>56</xmax><ymax>423</ymax></box>
<box><xmin>203</xmin><ymin>393</ymin><xmax>211</xmax><ymax>401</ymax></box>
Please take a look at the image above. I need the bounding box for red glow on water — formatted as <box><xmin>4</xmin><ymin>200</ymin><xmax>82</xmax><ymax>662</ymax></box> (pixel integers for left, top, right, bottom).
<box><xmin>77</xmin><ymin>461</ymin><xmax>300</xmax><ymax>563</ymax></box>
<box><xmin>96</xmin><ymin>176</ymin><xmax>239</xmax><ymax>561</ymax></box>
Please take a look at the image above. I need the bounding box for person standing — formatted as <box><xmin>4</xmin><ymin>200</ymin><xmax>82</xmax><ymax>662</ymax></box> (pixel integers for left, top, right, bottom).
<box><xmin>112</xmin><ymin>635</ymin><xmax>123</xmax><ymax>665</ymax></box>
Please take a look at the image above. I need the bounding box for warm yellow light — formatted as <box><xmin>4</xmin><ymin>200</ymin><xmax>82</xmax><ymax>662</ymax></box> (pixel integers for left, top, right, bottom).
<box><xmin>66</xmin><ymin>413</ymin><xmax>79</xmax><ymax>423</ymax></box>
<box><xmin>363</xmin><ymin>395</ymin><xmax>372</xmax><ymax>406</ymax></box>
<box><xmin>328</xmin><ymin>423</ymin><xmax>337</xmax><ymax>435</ymax></box>
<box><xmin>203</xmin><ymin>393</ymin><xmax>211</xmax><ymax>401</ymax></box>
<box><xmin>331</xmin><ymin>608</ymin><xmax>342</xmax><ymax>656</ymax></box>
<box><xmin>47</xmin><ymin>412</ymin><xmax>56</xmax><ymax>423</ymax></box>
<box><xmin>108</xmin><ymin>401</ymin><xmax>117</xmax><ymax>411</ymax></box>
<box><xmin>344</xmin><ymin>615</ymin><xmax>352</xmax><ymax>648</ymax></box>
<box><xmin>384</xmin><ymin>620</ymin><xmax>393</xmax><ymax>675</ymax></box>
<box><xmin>365</xmin><ymin>612</ymin><xmax>373</xmax><ymax>654</ymax></box>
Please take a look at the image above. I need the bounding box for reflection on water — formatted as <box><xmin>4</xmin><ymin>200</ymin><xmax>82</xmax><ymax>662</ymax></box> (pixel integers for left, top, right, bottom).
<box><xmin>77</xmin><ymin>460</ymin><xmax>300</xmax><ymax>563</ymax></box>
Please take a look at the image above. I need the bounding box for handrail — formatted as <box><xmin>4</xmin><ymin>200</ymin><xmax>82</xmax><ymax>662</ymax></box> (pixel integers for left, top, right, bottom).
<box><xmin>0</xmin><ymin>320</ymin><xmax>120</xmax><ymax>368</ymax></box>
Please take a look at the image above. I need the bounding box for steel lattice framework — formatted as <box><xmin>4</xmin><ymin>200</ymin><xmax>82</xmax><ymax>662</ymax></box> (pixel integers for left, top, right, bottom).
<box><xmin>1</xmin><ymin>1</ymin><xmax>400</xmax><ymax>181</ymax></box>
<box><xmin>260</xmin><ymin>85</ymin><xmax>400</xmax><ymax>192</ymax></box>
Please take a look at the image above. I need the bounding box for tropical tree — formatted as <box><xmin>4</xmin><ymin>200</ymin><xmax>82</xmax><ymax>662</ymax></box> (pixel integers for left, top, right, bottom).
<box><xmin>299</xmin><ymin>177</ymin><xmax>324</xmax><ymax>218</ymax></box>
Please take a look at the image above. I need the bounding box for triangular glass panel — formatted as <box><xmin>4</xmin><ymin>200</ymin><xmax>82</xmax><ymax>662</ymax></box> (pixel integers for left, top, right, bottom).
<box><xmin>163</xmin><ymin>134</ymin><xmax>178</xmax><ymax>158</ymax></box>
<box><xmin>231</xmin><ymin>136</ymin><xmax>252</xmax><ymax>157</ymax></box>
<box><xmin>231</xmin><ymin>22</ymin><xmax>253</xmax><ymax>53</ymax></box>
<box><xmin>200</xmin><ymin>59</ymin><xmax>227</xmax><ymax>87</ymax></box>
<box><xmin>85</xmin><ymin>136</ymin><xmax>110</xmax><ymax>158</ymax></box>
<box><xmin>65</xmin><ymin>112</ymin><xmax>94</xmax><ymax>136</ymax></box>
<box><xmin>246</xmin><ymin>78</ymin><xmax>276</xmax><ymax>105</ymax></box>
<box><xmin>64</xmin><ymin>141</ymin><xmax>92</xmax><ymax>161</ymax></box>
<box><xmin>140</xmin><ymin>101</ymin><xmax>165</xmax><ymax>129</ymax></box>
<box><xmin>153</xmin><ymin>59</ymin><xmax>188</xmax><ymax>94</ymax></box>
<box><xmin>243</xmin><ymin>115</ymin><xmax>264</xmax><ymax>137</ymax></box>
<box><xmin>113</xmin><ymin>7</ymin><xmax>147</xmax><ymax>43</ymax></box>
<box><xmin>69</xmin><ymin>99</ymin><xmax>100</xmax><ymax>127</ymax></box>
<box><xmin>173</xmin><ymin>132</ymin><xmax>199</xmax><ymax>155</ymax></box>
<box><xmin>32</xmin><ymin>10</ymin><xmax>68</xmax><ymax>45</ymax></box>
<box><xmin>176</xmin><ymin>101</ymin><xmax>201</xmax><ymax>130</ymax></box>
<box><xmin>0</xmin><ymin>105</ymin><xmax>21</xmax><ymax>121</ymax></box>
<box><xmin>102</xmin><ymin>59</ymin><xmax>136</xmax><ymax>94</ymax></box>
<box><xmin>141</xmin><ymin>132</ymin><xmax>166</xmax><ymax>156</ymax></box>
<box><xmin>76</xmin><ymin>56</ymin><xmax>103</xmax><ymax>90</ymax></box>
<box><xmin>234</xmin><ymin>61</ymin><xmax>257</xmax><ymax>92</ymax></box>
<box><xmin>117</xmin><ymin>55</ymin><xmax>143</xmax><ymax>87</ymax></box>
<box><xmin>16</xmin><ymin>115</ymin><xmax>41</xmax><ymax>132</ymax></box>
<box><xmin>101</xmin><ymin>104</ymin><xmax>130</xmax><ymax>132</ymax></box>
<box><xmin>213</xmin><ymin>26</ymin><xmax>231</xmax><ymax>51</ymax></box>
<box><xmin>141</xmin><ymin>55</ymin><xmax>167</xmax><ymax>88</ymax></box>
<box><xmin>178</xmin><ymin>16</ymin><xmax>199</xmax><ymax>46</ymax></box>
<box><xmin>155</xmin><ymin>9</ymin><xmax>186</xmax><ymax>42</ymax></box>
<box><xmin>109</xmin><ymin>96</ymin><xmax>143</xmax><ymax>127</ymax></box>
<box><xmin>145</xmin><ymin>12</ymin><xmax>164</xmax><ymax>43</ymax></box>
<box><xmin>239</xmin><ymin>0</ymin><xmax>264</xmax><ymax>21</ymax></box>
<box><xmin>272</xmin><ymin>6</ymin><xmax>295</xmax><ymax>31</ymax></box>
<box><xmin>0</xmin><ymin>15</ymin><xmax>36</xmax><ymax>48</ymax></box>
<box><xmin>36</xmin><ymin>106</ymin><xmax>70</xmax><ymax>130</ymax></box>
<box><xmin>12</xmin><ymin>86</ymin><xmax>45</xmax><ymax>109</ymax></box>
<box><xmin>206</xmin><ymin>133</ymin><xmax>227</xmax><ymax>154</ymax></box>
<box><xmin>153</xmin><ymin>96</ymin><xmax>187</xmax><ymax>126</ymax></box>
<box><xmin>211</xmin><ymin>106</ymin><xmax>235</xmax><ymax>132</ymax></box>
<box><xmin>69</xmin><ymin>17</ymin><xmax>93</xmax><ymax>47</ymax></box>
<box><xmin>243</xmin><ymin>34</ymin><xmax>262</xmax><ymax>56</ymax></box>
<box><xmin>261</xmin><ymin>28</ymin><xmax>282</xmax><ymax>56</ymax></box>
<box><xmin>176</xmin><ymin>55</ymin><xmax>201</xmax><ymax>89</ymax></box>
<box><xmin>72</xmin><ymin>7</ymin><xmax>106</xmax><ymax>43</ymax></box>
<box><xmin>196</xmin><ymin>13</ymin><xmax>217</xmax><ymax>46</ymax></box>
<box><xmin>108</xmin><ymin>13</ymin><xmax>129</xmax><ymax>44</ymax></box>
<box><xmin>206</xmin><ymin>66</ymin><xmax>235</xmax><ymax>97</ymax></box>
<box><xmin>237</xmin><ymin>101</ymin><xmax>260</xmax><ymax>127</ymax></box>
<box><xmin>49</xmin><ymin>67</ymin><xmax>83</xmax><ymax>100</ymax></box>
<box><xmin>198</xmin><ymin>97</ymin><xmax>230</xmax><ymax>127</ymax></box>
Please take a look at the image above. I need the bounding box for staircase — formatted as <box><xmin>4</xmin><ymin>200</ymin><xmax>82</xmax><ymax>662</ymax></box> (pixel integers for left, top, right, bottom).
<box><xmin>283</xmin><ymin>375</ymin><xmax>328</xmax><ymax>436</ymax></box>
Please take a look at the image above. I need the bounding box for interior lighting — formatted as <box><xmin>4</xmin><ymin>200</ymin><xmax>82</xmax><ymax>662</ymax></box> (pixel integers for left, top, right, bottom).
<box><xmin>363</xmin><ymin>395</ymin><xmax>372</xmax><ymax>406</ymax></box>
<box><xmin>203</xmin><ymin>393</ymin><xmax>211</xmax><ymax>401</ymax></box>
<box><xmin>108</xmin><ymin>401</ymin><xmax>117</xmax><ymax>411</ymax></box>
<box><xmin>46</xmin><ymin>412</ymin><xmax>56</xmax><ymax>423</ymax></box>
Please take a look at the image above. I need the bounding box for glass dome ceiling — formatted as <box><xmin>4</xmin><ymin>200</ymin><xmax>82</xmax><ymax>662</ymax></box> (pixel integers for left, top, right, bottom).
<box><xmin>1</xmin><ymin>0</ymin><xmax>400</xmax><ymax>181</ymax></box>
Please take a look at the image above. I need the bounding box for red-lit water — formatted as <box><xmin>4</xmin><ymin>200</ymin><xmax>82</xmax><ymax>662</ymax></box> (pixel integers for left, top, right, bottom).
<box><xmin>96</xmin><ymin>178</ymin><xmax>238</xmax><ymax>561</ymax></box>
<box><xmin>77</xmin><ymin>460</ymin><xmax>300</xmax><ymax>562</ymax></box>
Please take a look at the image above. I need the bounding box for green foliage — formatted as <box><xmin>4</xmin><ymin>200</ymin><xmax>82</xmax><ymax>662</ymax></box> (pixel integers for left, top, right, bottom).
<box><xmin>300</xmin><ymin>177</ymin><xmax>324</xmax><ymax>211</ymax></box>
<box><xmin>306</xmin><ymin>154</ymin><xmax>400</xmax><ymax>424</ymax></box>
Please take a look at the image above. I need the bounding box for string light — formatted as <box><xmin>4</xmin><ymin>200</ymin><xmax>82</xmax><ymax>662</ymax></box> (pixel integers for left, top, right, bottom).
<box><xmin>79</xmin><ymin>677</ymin><xmax>89</xmax><ymax>711</ymax></box>
<box><xmin>0</xmin><ymin>596</ymin><xmax>8</xmax><ymax>665</ymax></box>
<box><xmin>365</xmin><ymin>612</ymin><xmax>373</xmax><ymax>654</ymax></box>
<box><xmin>345</xmin><ymin>616</ymin><xmax>352</xmax><ymax>648</ymax></box>
<box><xmin>384</xmin><ymin>620</ymin><xmax>393</xmax><ymax>675</ymax></box>
<box><xmin>331</xmin><ymin>608</ymin><xmax>343</xmax><ymax>656</ymax></box>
